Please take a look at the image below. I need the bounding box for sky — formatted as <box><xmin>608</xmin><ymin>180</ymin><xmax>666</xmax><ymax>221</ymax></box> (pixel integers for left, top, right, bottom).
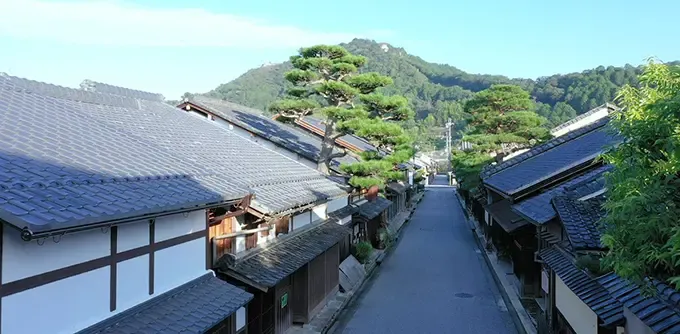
<box><xmin>0</xmin><ymin>0</ymin><xmax>677</xmax><ymax>99</ymax></box>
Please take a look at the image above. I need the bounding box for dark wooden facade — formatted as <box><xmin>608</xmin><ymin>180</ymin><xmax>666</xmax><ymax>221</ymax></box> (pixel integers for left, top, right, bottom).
<box><xmin>238</xmin><ymin>244</ymin><xmax>341</xmax><ymax>334</ymax></box>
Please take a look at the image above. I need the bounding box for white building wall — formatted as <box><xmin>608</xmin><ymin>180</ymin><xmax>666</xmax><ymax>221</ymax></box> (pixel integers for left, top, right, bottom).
<box><xmin>1</xmin><ymin>208</ymin><xmax>210</xmax><ymax>334</ymax></box>
<box><xmin>291</xmin><ymin>211</ymin><xmax>312</xmax><ymax>231</ymax></box>
<box><xmin>154</xmin><ymin>238</ymin><xmax>207</xmax><ymax>295</ymax></box>
<box><xmin>2</xmin><ymin>227</ymin><xmax>109</xmax><ymax>283</ymax></box>
<box><xmin>116</xmin><ymin>255</ymin><xmax>149</xmax><ymax>311</ymax></box>
<box><xmin>154</xmin><ymin>210</ymin><xmax>205</xmax><ymax>242</ymax></box>
<box><xmin>551</xmin><ymin>107</ymin><xmax>610</xmax><ymax>138</ymax></box>
<box><xmin>327</xmin><ymin>196</ymin><xmax>348</xmax><ymax>214</ymax></box>
<box><xmin>555</xmin><ymin>275</ymin><xmax>598</xmax><ymax>334</ymax></box>
<box><xmin>339</xmin><ymin>216</ymin><xmax>352</xmax><ymax>225</ymax></box>
<box><xmin>312</xmin><ymin>203</ymin><xmax>328</xmax><ymax>222</ymax></box>
<box><xmin>2</xmin><ymin>267</ymin><xmax>110</xmax><ymax>334</ymax></box>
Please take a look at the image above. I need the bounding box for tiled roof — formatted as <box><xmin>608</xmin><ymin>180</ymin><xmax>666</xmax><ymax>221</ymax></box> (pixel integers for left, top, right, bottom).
<box><xmin>484</xmin><ymin>200</ymin><xmax>530</xmax><ymax>233</ymax></box>
<box><xmin>296</xmin><ymin>116</ymin><xmax>377</xmax><ymax>152</ymax></box>
<box><xmin>0</xmin><ymin>74</ymin><xmax>346</xmax><ymax>233</ymax></box>
<box><xmin>481</xmin><ymin>117</ymin><xmax>614</xmax><ymax>180</ymax></box>
<box><xmin>327</xmin><ymin>204</ymin><xmax>360</xmax><ymax>221</ymax></box>
<box><xmin>483</xmin><ymin>120</ymin><xmax>619</xmax><ymax>196</ymax></box>
<box><xmin>77</xmin><ymin>273</ymin><xmax>253</xmax><ymax>334</ymax></box>
<box><xmin>80</xmin><ymin>79</ymin><xmax>165</xmax><ymax>101</ymax></box>
<box><xmin>186</xmin><ymin>96</ymin><xmax>358</xmax><ymax>168</ymax></box>
<box><xmin>550</xmin><ymin>103</ymin><xmax>618</xmax><ymax>136</ymax></box>
<box><xmin>356</xmin><ymin>196</ymin><xmax>392</xmax><ymax>220</ymax></box>
<box><xmin>539</xmin><ymin>247</ymin><xmax>624</xmax><ymax>326</ymax></box>
<box><xmin>598</xmin><ymin>273</ymin><xmax>680</xmax><ymax>333</ymax></box>
<box><xmin>552</xmin><ymin>195</ymin><xmax>607</xmax><ymax>250</ymax></box>
<box><xmin>219</xmin><ymin>221</ymin><xmax>351</xmax><ymax>288</ymax></box>
<box><xmin>512</xmin><ymin>165</ymin><xmax>611</xmax><ymax>225</ymax></box>
<box><xmin>386</xmin><ymin>182</ymin><xmax>408</xmax><ymax>194</ymax></box>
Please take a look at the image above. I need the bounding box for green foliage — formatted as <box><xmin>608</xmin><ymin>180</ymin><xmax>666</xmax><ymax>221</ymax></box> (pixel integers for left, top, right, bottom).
<box><xmin>601</xmin><ymin>60</ymin><xmax>680</xmax><ymax>288</ymax></box>
<box><xmin>206</xmin><ymin>39</ymin><xmax>667</xmax><ymax>123</ymax></box>
<box><xmin>575</xmin><ymin>254</ymin><xmax>606</xmax><ymax>276</ymax></box>
<box><xmin>353</xmin><ymin>241</ymin><xmax>374</xmax><ymax>264</ymax></box>
<box><xmin>452</xmin><ymin>85</ymin><xmax>551</xmax><ymax>191</ymax></box>
<box><xmin>268</xmin><ymin>44</ymin><xmax>414</xmax><ymax>183</ymax></box>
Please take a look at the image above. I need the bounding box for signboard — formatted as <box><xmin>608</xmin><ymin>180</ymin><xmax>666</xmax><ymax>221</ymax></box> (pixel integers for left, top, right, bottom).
<box><xmin>280</xmin><ymin>293</ymin><xmax>288</xmax><ymax>308</ymax></box>
<box><xmin>408</xmin><ymin>171</ymin><xmax>414</xmax><ymax>185</ymax></box>
<box><xmin>541</xmin><ymin>270</ymin><xmax>549</xmax><ymax>293</ymax></box>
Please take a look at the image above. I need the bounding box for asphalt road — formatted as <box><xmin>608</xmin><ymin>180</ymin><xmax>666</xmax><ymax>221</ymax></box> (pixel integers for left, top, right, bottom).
<box><xmin>330</xmin><ymin>175</ymin><xmax>518</xmax><ymax>334</ymax></box>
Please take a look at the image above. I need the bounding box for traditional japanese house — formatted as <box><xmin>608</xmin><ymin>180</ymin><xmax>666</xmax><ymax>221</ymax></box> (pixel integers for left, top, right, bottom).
<box><xmin>537</xmin><ymin>194</ymin><xmax>625</xmax><ymax>334</ymax></box>
<box><xmin>480</xmin><ymin>117</ymin><xmax>621</xmax><ymax>298</ymax></box>
<box><xmin>351</xmin><ymin>197</ymin><xmax>393</xmax><ymax>249</ymax></box>
<box><xmin>0</xmin><ymin>75</ymin><xmax>257</xmax><ymax>334</ymax></box>
<box><xmin>549</xmin><ymin>103</ymin><xmax>618</xmax><ymax>138</ymax></box>
<box><xmin>177</xmin><ymin>96</ymin><xmax>359</xmax><ymax>173</ymax></box>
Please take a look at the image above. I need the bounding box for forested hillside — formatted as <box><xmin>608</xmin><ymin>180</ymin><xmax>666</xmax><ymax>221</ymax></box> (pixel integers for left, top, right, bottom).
<box><xmin>206</xmin><ymin>39</ymin><xmax>660</xmax><ymax>129</ymax></box>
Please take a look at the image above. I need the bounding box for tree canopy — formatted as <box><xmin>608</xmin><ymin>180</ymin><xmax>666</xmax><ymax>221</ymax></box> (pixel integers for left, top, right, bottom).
<box><xmin>451</xmin><ymin>85</ymin><xmax>551</xmax><ymax>191</ymax></box>
<box><xmin>601</xmin><ymin>60</ymin><xmax>680</xmax><ymax>288</ymax></box>
<box><xmin>268</xmin><ymin>45</ymin><xmax>414</xmax><ymax>189</ymax></box>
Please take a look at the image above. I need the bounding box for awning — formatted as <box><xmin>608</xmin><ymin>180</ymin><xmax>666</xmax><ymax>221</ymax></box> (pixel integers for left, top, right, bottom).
<box><xmin>218</xmin><ymin>222</ymin><xmax>351</xmax><ymax>291</ymax></box>
<box><xmin>386</xmin><ymin>182</ymin><xmax>408</xmax><ymax>194</ymax></box>
<box><xmin>356</xmin><ymin>196</ymin><xmax>392</xmax><ymax>220</ymax></box>
<box><xmin>77</xmin><ymin>273</ymin><xmax>253</xmax><ymax>334</ymax></box>
<box><xmin>484</xmin><ymin>200</ymin><xmax>530</xmax><ymax>233</ymax></box>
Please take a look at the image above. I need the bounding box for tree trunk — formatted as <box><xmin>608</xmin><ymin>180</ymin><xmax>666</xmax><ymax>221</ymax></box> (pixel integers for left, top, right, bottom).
<box><xmin>318</xmin><ymin>120</ymin><xmax>336</xmax><ymax>174</ymax></box>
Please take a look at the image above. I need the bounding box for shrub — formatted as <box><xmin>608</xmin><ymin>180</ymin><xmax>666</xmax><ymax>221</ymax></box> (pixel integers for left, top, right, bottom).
<box><xmin>353</xmin><ymin>241</ymin><xmax>374</xmax><ymax>264</ymax></box>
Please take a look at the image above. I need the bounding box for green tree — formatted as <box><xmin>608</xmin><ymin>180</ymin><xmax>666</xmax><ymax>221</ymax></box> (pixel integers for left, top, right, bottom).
<box><xmin>601</xmin><ymin>60</ymin><xmax>680</xmax><ymax>288</ymax></box>
<box><xmin>269</xmin><ymin>45</ymin><xmax>414</xmax><ymax>187</ymax></box>
<box><xmin>452</xmin><ymin>85</ymin><xmax>551</xmax><ymax>191</ymax></box>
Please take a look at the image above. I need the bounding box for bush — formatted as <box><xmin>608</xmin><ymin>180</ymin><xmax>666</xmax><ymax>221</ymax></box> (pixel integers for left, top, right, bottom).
<box><xmin>377</xmin><ymin>227</ymin><xmax>396</xmax><ymax>249</ymax></box>
<box><xmin>576</xmin><ymin>254</ymin><xmax>605</xmax><ymax>276</ymax></box>
<box><xmin>353</xmin><ymin>241</ymin><xmax>374</xmax><ymax>264</ymax></box>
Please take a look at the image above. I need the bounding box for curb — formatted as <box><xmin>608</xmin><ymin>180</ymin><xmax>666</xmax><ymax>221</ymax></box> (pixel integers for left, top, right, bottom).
<box><xmin>322</xmin><ymin>195</ymin><xmax>421</xmax><ymax>333</ymax></box>
<box><xmin>453</xmin><ymin>191</ymin><xmax>530</xmax><ymax>334</ymax></box>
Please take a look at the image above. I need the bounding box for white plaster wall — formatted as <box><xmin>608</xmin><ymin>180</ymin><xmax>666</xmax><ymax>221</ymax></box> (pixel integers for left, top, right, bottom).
<box><xmin>154</xmin><ymin>238</ymin><xmax>206</xmax><ymax>295</ymax></box>
<box><xmin>154</xmin><ymin>210</ymin><xmax>205</xmax><ymax>243</ymax></box>
<box><xmin>623</xmin><ymin>307</ymin><xmax>655</xmax><ymax>334</ymax></box>
<box><xmin>234</xmin><ymin>216</ymin><xmax>246</xmax><ymax>253</ymax></box>
<box><xmin>292</xmin><ymin>211</ymin><xmax>311</xmax><ymax>231</ymax></box>
<box><xmin>552</xmin><ymin>107</ymin><xmax>610</xmax><ymax>137</ymax></box>
<box><xmin>340</xmin><ymin>216</ymin><xmax>352</xmax><ymax>225</ymax></box>
<box><xmin>327</xmin><ymin>196</ymin><xmax>348</xmax><ymax>214</ymax></box>
<box><xmin>117</xmin><ymin>220</ymin><xmax>149</xmax><ymax>252</ymax></box>
<box><xmin>2</xmin><ymin>227</ymin><xmax>109</xmax><ymax>283</ymax></box>
<box><xmin>555</xmin><ymin>276</ymin><xmax>598</xmax><ymax>334</ymax></box>
<box><xmin>236</xmin><ymin>307</ymin><xmax>246</xmax><ymax>331</ymax></box>
<box><xmin>2</xmin><ymin>267</ymin><xmax>109</xmax><ymax>334</ymax></box>
<box><xmin>116</xmin><ymin>255</ymin><xmax>150</xmax><ymax>311</ymax></box>
<box><xmin>312</xmin><ymin>203</ymin><xmax>328</xmax><ymax>222</ymax></box>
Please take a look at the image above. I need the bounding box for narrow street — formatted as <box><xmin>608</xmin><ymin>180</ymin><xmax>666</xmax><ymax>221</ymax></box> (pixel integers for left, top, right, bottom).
<box><xmin>331</xmin><ymin>175</ymin><xmax>518</xmax><ymax>334</ymax></box>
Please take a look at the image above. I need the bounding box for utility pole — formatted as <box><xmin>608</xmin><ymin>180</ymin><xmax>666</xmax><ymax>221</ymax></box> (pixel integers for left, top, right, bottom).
<box><xmin>445</xmin><ymin>118</ymin><xmax>454</xmax><ymax>172</ymax></box>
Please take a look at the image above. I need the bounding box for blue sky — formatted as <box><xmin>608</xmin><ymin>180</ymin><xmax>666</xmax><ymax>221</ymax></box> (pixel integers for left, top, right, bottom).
<box><xmin>0</xmin><ymin>0</ymin><xmax>676</xmax><ymax>99</ymax></box>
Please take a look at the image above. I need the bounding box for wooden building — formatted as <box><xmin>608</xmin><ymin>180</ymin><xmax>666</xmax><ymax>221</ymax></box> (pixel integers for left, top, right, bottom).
<box><xmin>351</xmin><ymin>197</ymin><xmax>393</xmax><ymax>249</ymax></box>
<box><xmin>480</xmin><ymin>117</ymin><xmax>621</xmax><ymax>298</ymax></box>
<box><xmin>0</xmin><ymin>75</ymin><xmax>260</xmax><ymax>334</ymax></box>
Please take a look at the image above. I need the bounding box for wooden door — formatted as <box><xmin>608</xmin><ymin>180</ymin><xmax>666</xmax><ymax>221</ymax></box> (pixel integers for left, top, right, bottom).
<box><xmin>275</xmin><ymin>281</ymin><xmax>292</xmax><ymax>333</ymax></box>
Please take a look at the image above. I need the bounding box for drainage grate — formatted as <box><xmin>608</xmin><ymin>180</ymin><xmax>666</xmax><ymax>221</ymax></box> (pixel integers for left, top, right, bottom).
<box><xmin>455</xmin><ymin>293</ymin><xmax>474</xmax><ymax>299</ymax></box>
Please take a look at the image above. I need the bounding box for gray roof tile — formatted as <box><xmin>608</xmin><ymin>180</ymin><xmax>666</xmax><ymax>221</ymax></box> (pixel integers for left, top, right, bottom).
<box><xmin>328</xmin><ymin>204</ymin><xmax>360</xmax><ymax>221</ymax></box>
<box><xmin>186</xmin><ymin>96</ymin><xmax>358</xmax><ymax>168</ymax></box>
<box><xmin>77</xmin><ymin>273</ymin><xmax>253</xmax><ymax>334</ymax></box>
<box><xmin>512</xmin><ymin>165</ymin><xmax>611</xmax><ymax>225</ymax></box>
<box><xmin>219</xmin><ymin>221</ymin><xmax>351</xmax><ymax>287</ymax></box>
<box><xmin>539</xmin><ymin>247</ymin><xmax>624</xmax><ymax>326</ymax></box>
<box><xmin>552</xmin><ymin>195</ymin><xmax>607</xmax><ymax>250</ymax></box>
<box><xmin>356</xmin><ymin>197</ymin><xmax>392</xmax><ymax>220</ymax></box>
<box><xmin>483</xmin><ymin>121</ymin><xmax>620</xmax><ymax>196</ymax></box>
<box><xmin>297</xmin><ymin>116</ymin><xmax>377</xmax><ymax>152</ymax></box>
<box><xmin>550</xmin><ymin>103</ymin><xmax>618</xmax><ymax>136</ymax></box>
<box><xmin>0</xmin><ymin>74</ymin><xmax>347</xmax><ymax>233</ymax></box>
<box><xmin>80</xmin><ymin>79</ymin><xmax>165</xmax><ymax>101</ymax></box>
<box><xmin>598</xmin><ymin>273</ymin><xmax>680</xmax><ymax>333</ymax></box>
<box><xmin>481</xmin><ymin>117</ymin><xmax>616</xmax><ymax>180</ymax></box>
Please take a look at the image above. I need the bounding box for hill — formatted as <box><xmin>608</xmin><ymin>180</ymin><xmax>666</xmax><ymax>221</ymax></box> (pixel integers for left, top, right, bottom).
<box><xmin>205</xmin><ymin>38</ymin><xmax>656</xmax><ymax>127</ymax></box>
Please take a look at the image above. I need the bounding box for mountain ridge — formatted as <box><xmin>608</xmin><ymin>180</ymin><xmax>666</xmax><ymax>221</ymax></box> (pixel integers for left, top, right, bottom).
<box><xmin>204</xmin><ymin>38</ymin><xmax>669</xmax><ymax>127</ymax></box>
